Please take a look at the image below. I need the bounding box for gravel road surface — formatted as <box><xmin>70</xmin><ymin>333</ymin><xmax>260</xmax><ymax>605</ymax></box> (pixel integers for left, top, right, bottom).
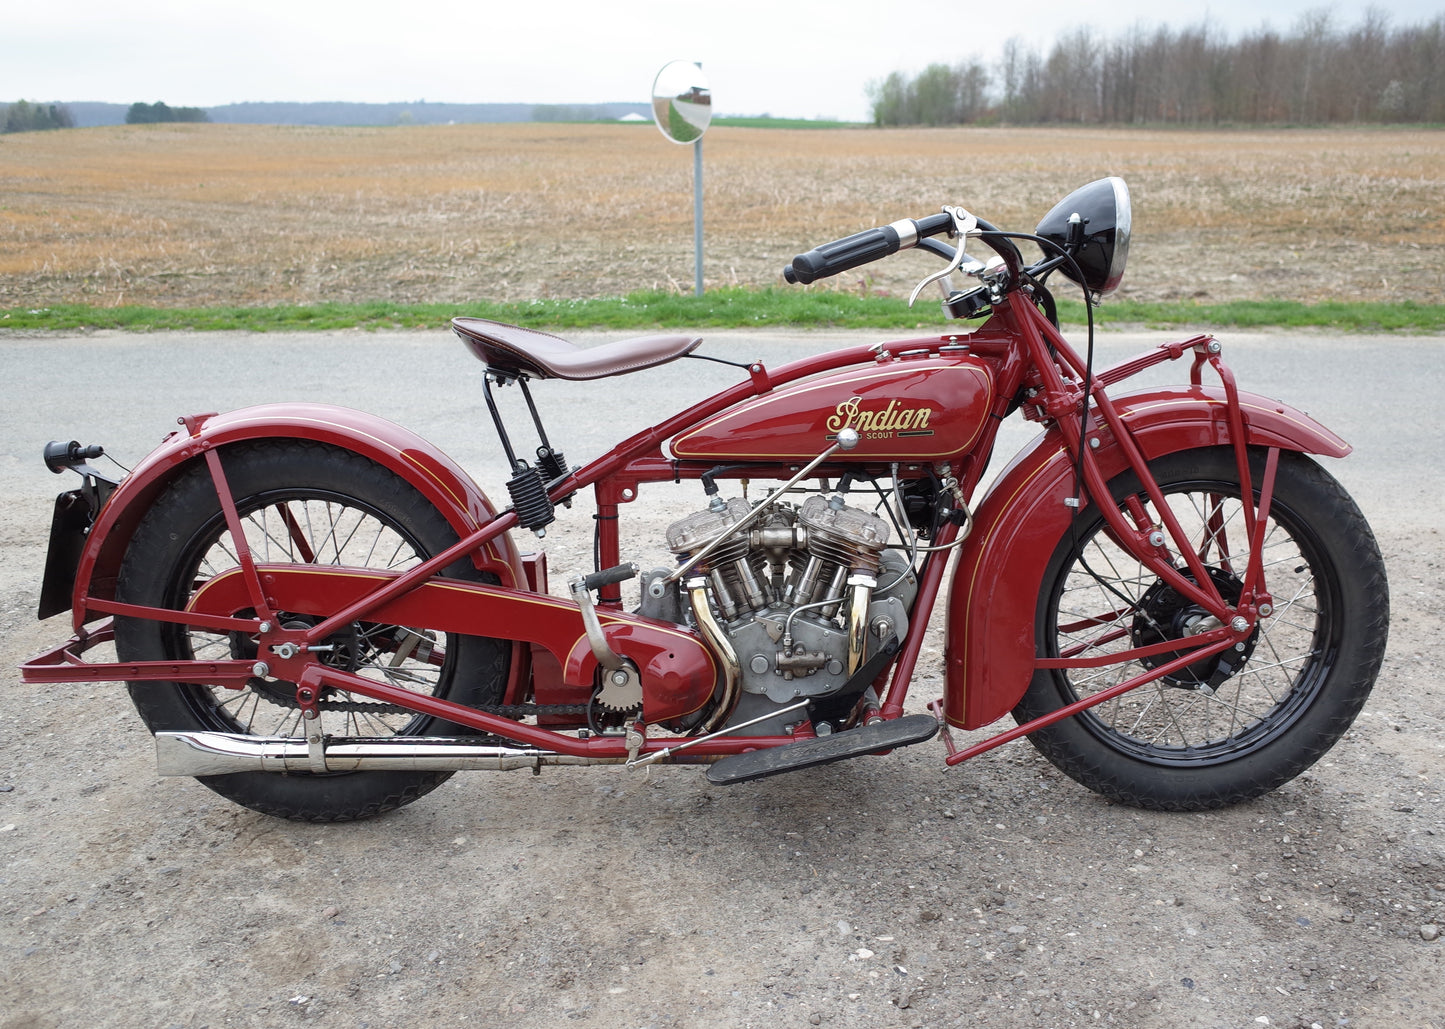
<box><xmin>2</xmin><ymin>327</ymin><xmax>1442</xmax><ymax>1029</ymax></box>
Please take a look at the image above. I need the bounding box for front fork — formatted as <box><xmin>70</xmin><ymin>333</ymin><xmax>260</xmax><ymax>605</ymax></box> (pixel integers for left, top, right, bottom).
<box><xmin>1026</xmin><ymin>310</ymin><xmax>1276</xmax><ymax>627</ymax></box>
<box><xmin>933</xmin><ymin>311</ymin><xmax>1282</xmax><ymax>763</ymax></box>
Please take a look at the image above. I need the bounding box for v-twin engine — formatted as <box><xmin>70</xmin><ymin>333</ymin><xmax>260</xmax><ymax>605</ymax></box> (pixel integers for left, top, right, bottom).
<box><xmin>650</xmin><ymin>493</ymin><xmax>917</xmax><ymax>729</ymax></box>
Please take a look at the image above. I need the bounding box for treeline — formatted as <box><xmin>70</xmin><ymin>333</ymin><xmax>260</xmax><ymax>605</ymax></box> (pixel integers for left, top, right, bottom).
<box><xmin>533</xmin><ymin>104</ymin><xmax>631</xmax><ymax>122</ymax></box>
<box><xmin>126</xmin><ymin>102</ymin><xmax>209</xmax><ymax>124</ymax></box>
<box><xmin>869</xmin><ymin>13</ymin><xmax>1445</xmax><ymax>125</ymax></box>
<box><xmin>3</xmin><ymin>100</ymin><xmax>75</xmax><ymax>133</ymax></box>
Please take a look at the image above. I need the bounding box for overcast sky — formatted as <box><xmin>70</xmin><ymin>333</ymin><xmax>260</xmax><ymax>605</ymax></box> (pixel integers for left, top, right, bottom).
<box><xmin>4</xmin><ymin>1</ymin><xmax>1441</xmax><ymax>122</ymax></box>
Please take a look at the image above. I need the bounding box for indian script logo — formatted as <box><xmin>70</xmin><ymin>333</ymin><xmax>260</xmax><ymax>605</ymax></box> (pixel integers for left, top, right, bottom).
<box><xmin>825</xmin><ymin>397</ymin><xmax>935</xmax><ymax>439</ymax></box>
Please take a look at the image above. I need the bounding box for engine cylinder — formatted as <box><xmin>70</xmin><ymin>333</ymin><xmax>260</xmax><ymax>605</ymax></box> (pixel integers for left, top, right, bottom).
<box><xmin>665</xmin><ymin>492</ymin><xmax>909</xmax><ymax>712</ymax></box>
<box><xmin>798</xmin><ymin>495</ymin><xmax>890</xmax><ymax>574</ymax></box>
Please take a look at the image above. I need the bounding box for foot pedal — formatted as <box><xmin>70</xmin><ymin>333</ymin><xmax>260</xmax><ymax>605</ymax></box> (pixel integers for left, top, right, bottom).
<box><xmin>706</xmin><ymin>713</ymin><xmax>939</xmax><ymax>786</ymax></box>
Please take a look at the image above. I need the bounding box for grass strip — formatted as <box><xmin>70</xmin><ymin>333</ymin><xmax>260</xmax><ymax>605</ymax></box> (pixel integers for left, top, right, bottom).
<box><xmin>3</xmin><ymin>291</ymin><xmax>1444</xmax><ymax>333</ymax></box>
<box><xmin>1068</xmin><ymin>298</ymin><xmax>1445</xmax><ymax>331</ymax></box>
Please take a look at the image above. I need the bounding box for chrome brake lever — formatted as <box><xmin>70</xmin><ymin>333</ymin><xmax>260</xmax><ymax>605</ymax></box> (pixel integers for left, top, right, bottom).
<box><xmin>908</xmin><ymin>206</ymin><xmax>980</xmax><ymax>308</ymax></box>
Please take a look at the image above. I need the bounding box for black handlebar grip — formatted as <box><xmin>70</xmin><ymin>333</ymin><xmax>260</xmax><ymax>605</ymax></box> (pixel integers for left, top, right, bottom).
<box><xmin>914</xmin><ymin>212</ymin><xmax>956</xmax><ymax>238</ymax></box>
<box><xmin>787</xmin><ymin>225</ymin><xmax>902</xmax><ymax>285</ymax></box>
<box><xmin>784</xmin><ymin>212</ymin><xmax>958</xmax><ymax>285</ymax></box>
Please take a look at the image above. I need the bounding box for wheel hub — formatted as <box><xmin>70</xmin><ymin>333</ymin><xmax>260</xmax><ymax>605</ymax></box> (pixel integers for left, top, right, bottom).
<box><xmin>233</xmin><ymin>615</ymin><xmax>365</xmax><ymax>707</ymax></box>
<box><xmin>1131</xmin><ymin>566</ymin><xmax>1259</xmax><ymax>690</ymax></box>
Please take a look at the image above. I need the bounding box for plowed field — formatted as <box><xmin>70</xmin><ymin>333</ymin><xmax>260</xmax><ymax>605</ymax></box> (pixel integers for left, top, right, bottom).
<box><xmin>2</xmin><ymin>122</ymin><xmax>1442</xmax><ymax>307</ymax></box>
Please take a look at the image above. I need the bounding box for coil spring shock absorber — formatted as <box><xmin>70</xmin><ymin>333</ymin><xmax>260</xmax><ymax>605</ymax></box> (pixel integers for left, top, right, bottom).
<box><xmin>506</xmin><ymin>461</ymin><xmax>555</xmax><ymax>536</ymax></box>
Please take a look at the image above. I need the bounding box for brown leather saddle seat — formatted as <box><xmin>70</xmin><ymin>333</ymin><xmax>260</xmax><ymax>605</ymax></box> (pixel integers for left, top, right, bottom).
<box><xmin>452</xmin><ymin>317</ymin><xmax>703</xmax><ymax>381</ymax></box>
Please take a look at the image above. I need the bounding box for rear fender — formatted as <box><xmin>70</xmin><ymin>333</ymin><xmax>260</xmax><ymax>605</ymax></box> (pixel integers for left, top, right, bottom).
<box><xmin>943</xmin><ymin>386</ymin><xmax>1350</xmax><ymax>730</ymax></box>
<box><xmin>70</xmin><ymin>403</ymin><xmax>524</xmax><ymax>632</ymax></box>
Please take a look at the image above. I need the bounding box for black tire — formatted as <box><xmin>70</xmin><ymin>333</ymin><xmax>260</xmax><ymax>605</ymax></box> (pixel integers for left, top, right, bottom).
<box><xmin>1014</xmin><ymin>447</ymin><xmax>1388</xmax><ymax>811</ymax></box>
<box><xmin>113</xmin><ymin>440</ymin><xmax>510</xmax><ymax>822</ymax></box>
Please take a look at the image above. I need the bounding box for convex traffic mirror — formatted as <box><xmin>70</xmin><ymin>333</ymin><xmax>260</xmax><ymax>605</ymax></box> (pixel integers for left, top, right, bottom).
<box><xmin>651</xmin><ymin>60</ymin><xmax>712</xmax><ymax>143</ymax></box>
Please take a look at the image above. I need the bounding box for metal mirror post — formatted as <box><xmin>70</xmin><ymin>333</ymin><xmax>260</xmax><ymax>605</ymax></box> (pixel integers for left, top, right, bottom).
<box><xmin>651</xmin><ymin>61</ymin><xmax>712</xmax><ymax>296</ymax></box>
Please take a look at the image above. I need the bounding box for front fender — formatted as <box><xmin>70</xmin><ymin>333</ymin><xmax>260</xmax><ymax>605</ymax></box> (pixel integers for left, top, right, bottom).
<box><xmin>943</xmin><ymin>385</ymin><xmax>1350</xmax><ymax>730</ymax></box>
<box><xmin>70</xmin><ymin>403</ymin><xmax>524</xmax><ymax>631</ymax></box>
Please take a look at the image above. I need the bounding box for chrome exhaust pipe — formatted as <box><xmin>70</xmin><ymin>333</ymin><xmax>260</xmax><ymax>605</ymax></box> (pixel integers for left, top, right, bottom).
<box><xmin>155</xmin><ymin>731</ymin><xmax>626</xmax><ymax>776</ymax></box>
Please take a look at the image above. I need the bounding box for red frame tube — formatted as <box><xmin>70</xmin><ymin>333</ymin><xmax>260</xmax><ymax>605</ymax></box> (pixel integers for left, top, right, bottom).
<box><xmin>942</xmin><ymin>634</ymin><xmax>1239</xmax><ymax>766</ymax></box>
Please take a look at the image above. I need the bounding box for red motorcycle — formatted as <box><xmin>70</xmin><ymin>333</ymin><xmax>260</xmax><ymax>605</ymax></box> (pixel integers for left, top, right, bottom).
<box><xmin>23</xmin><ymin>179</ymin><xmax>1389</xmax><ymax>822</ymax></box>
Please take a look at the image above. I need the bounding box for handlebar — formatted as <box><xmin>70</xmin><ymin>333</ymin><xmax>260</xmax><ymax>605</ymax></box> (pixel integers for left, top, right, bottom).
<box><xmin>784</xmin><ymin>212</ymin><xmax>955</xmax><ymax>285</ymax></box>
<box><xmin>784</xmin><ymin>211</ymin><xmax>1029</xmax><ymax>290</ymax></box>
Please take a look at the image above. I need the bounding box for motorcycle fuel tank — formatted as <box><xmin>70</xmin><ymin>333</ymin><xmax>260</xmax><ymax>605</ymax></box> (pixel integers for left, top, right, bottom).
<box><xmin>671</xmin><ymin>355</ymin><xmax>995</xmax><ymax>462</ymax></box>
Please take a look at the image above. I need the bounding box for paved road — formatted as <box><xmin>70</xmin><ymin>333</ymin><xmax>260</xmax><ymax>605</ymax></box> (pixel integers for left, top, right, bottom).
<box><xmin>2</xmin><ymin>326</ymin><xmax>1439</xmax><ymax>530</ymax></box>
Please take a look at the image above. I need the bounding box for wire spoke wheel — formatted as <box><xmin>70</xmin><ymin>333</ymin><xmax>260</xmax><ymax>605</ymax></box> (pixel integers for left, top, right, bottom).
<box><xmin>183</xmin><ymin>494</ymin><xmax>450</xmax><ymax>741</ymax></box>
<box><xmin>1055</xmin><ymin>494</ymin><xmax>1305</xmax><ymax>756</ymax></box>
<box><xmin>1015</xmin><ymin>447</ymin><xmax>1388</xmax><ymax>810</ymax></box>
<box><xmin>114</xmin><ymin>441</ymin><xmax>509</xmax><ymax>822</ymax></box>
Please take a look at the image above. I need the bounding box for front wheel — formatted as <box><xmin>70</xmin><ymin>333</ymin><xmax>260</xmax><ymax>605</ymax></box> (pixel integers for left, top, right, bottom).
<box><xmin>113</xmin><ymin>440</ymin><xmax>511</xmax><ymax>822</ymax></box>
<box><xmin>1014</xmin><ymin>447</ymin><xmax>1388</xmax><ymax>811</ymax></box>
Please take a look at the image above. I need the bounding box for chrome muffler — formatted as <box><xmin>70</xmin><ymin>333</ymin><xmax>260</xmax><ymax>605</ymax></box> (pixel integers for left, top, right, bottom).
<box><xmin>155</xmin><ymin>731</ymin><xmax>626</xmax><ymax>776</ymax></box>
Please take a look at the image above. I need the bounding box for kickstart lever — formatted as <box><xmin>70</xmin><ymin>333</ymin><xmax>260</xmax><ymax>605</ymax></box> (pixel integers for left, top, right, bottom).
<box><xmin>568</xmin><ymin>563</ymin><xmax>639</xmax><ymax>673</ymax></box>
<box><xmin>570</xmin><ymin>563</ymin><xmax>644</xmax><ymax>713</ymax></box>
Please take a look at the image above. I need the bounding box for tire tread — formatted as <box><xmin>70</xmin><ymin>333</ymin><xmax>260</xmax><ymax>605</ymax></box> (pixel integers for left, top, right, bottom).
<box><xmin>1014</xmin><ymin>448</ymin><xmax>1388</xmax><ymax>811</ymax></box>
<box><xmin>115</xmin><ymin>440</ymin><xmax>509</xmax><ymax>822</ymax></box>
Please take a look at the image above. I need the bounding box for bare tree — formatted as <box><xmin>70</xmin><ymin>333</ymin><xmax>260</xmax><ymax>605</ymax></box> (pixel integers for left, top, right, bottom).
<box><xmin>866</xmin><ymin>12</ymin><xmax>1445</xmax><ymax>126</ymax></box>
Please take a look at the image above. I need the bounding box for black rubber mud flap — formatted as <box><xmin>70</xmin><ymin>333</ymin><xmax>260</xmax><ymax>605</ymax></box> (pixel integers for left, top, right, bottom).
<box><xmin>706</xmin><ymin>713</ymin><xmax>939</xmax><ymax>786</ymax></box>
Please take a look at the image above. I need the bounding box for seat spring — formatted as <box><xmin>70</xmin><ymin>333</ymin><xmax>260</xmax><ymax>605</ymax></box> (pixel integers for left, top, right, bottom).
<box><xmin>536</xmin><ymin>446</ymin><xmax>569</xmax><ymax>483</ymax></box>
<box><xmin>507</xmin><ymin>463</ymin><xmax>556</xmax><ymax>534</ymax></box>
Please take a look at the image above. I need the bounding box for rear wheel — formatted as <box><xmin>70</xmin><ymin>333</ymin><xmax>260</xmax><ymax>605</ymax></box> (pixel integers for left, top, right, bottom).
<box><xmin>114</xmin><ymin>440</ymin><xmax>510</xmax><ymax>822</ymax></box>
<box><xmin>1015</xmin><ymin>447</ymin><xmax>1388</xmax><ymax>810</ymax></box>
